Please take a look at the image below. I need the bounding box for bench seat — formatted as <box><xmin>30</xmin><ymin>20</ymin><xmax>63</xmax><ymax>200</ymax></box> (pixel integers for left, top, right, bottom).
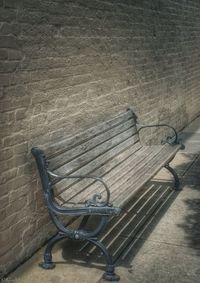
<box><xmin>55</xmin><ymin>144</ymin><xmax>180</xmax><ymax>209</ymax></box>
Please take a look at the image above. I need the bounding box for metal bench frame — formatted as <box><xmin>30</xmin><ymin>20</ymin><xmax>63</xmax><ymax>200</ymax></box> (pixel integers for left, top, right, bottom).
<box><xmin>31</xmin><ymin>108</ymin><xmax>184</xmax><ymax>281</ymax></box>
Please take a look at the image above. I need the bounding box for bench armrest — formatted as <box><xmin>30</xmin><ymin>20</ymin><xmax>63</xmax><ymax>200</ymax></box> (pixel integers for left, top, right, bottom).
<box><xmin>137</xmin><ymin>123</ymin><xmax>184</xmax><ymax>148</ymax></box>
<box><xmin>47</xmin><ymin>170</ymin><xmax>111</xmax><ymax>207</ymax></box>
<box><xmin>46</xmin><ymin>170</ymin><xmax>121</xmax><ymax>216</ymax></box>
<box><xmin>46</xmin><ymin>191</ymin><xmax>121</xmax><ymax>216</ymax></box>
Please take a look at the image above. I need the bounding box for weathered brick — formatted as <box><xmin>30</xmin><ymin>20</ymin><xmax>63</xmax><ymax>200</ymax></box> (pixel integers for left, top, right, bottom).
<box><xmin>0</xmin><ymin>60</ymin><xmax>20</xmax><ymax>73</ymax></box>
<box><xmin>0</xmin><ymin>242</ymin><xmax>24</xmax><ymax>274</ymax></box>
<box><xmin>0</xmin><ymin>195</ymin><xmax>9</xmax><ymax>210</ymax></box>
<box><xmin>4</xmin><ymin>84</ymin><xmax>27</xmax><ymax>97</ymax></box>
<box><xmin>0</xmin><ymin>111</ymin><xmax>15</xmax><ymax>124</ymax></box>
<box><xmin>0</xmin><ymin>221</ymin><xmax>25</xmax><ymax>258</ymax></box>
<box><xmin>13</xmin><ymin>142</ymin><xmax>28</xmax><ymax>154</ymax></box>
<box><xmin>3</xmin><ymin>134</ymin><xmax>24</xmax><ymax>147</ymax></box>
<box><xmin>0</xmin><ymin>73</ymin><xmax>11</xmax><ymax>86</ymax></box>
<box><xmin>2</xmin><ymin>172</ymin><xmax>29</xmax><ymax>192</ymax></box>
<box><xmin>4</xmin><ymin>0</ymin><xmax>23</xmax><ymax>9</ymax></box>
<box><xmin>0</xmin><ymin>8</ymin><xmax>17</xmax><ymax>22</ymax></box>
<box><xmin>0</xmin><ymin>208</ymin><xmax>6</xmax><ymax>223</ymax></box>
<box><xmin>15</xmin><ymin>108</ymin><xmax>27</xmax><ymax>120</ymax></box>
<box><xmin>6</xmin><ymin>196</ymin><xmax>27</xmax><ymax>216</ymax></box>
<box><xmin>0</xmin><ymin>229</ymin><xmax>11</xmax><ymax>256</ymax></box>
<box><xmin>8</xmin><ymin>49</ymin><xmax>23</xmax><ymax>60</ymax></box>
<box><xmin>0</xmin><ymin>49</ymin><xmax>8</xmax><ymax>60</ymax></box>
<box><xmin>0</xmin><ymin>213</ymin><xmax>17</xmax><ymax>233</ymax></box>
<box><xmin>0</xmin><ymin>148</ymin><xmax>13</xmax><ymax>161</ymax></box>
<box><xmin>36</xmin><ymin>214</ymin><xmax>52</xmax><ymax>230</ymax></box>
<box><xmin>22</xmin><ymin>224</ymin><xmax>36</xmax><ymax>245</ymax></box>
<box><xmin>0</xmin><ymin>36</ymin><xmax>19</xmax><ymax>49</ymax></box>
<box><xmin>0</xmin><ymin>168</ymin><xmax>17</xmax><ymax>185</ymax></box>
<box><xmin>0</xmin><ymin>22</ymin><xmax>20</xmax><ymax>36</ymax></box>
<box><xmin>9</xmin><ymin>184</ymin><xmax>28</xmax><ymax>203</ymax></box>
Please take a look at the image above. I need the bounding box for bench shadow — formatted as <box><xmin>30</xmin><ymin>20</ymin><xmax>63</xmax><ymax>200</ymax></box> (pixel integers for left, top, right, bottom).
<box><xmin>44</xmin><ymin>148</ymin><xmax>200</xmax><ymax>277</ymax></box>
<box><xmin>50</xmin><ymin>180</ymin><xmax>181</xmax><ymax>272</ymax></box>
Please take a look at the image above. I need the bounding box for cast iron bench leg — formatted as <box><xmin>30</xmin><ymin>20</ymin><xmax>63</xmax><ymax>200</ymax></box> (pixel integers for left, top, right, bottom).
<box><xmin>40</xmin><ymin>232</ymin><xmax>68</xmax><ymax>269</ymax></box>
<box><xmin>164</xmin><ymin>164</ymin><xmax>182</xmax><ymax>191</ymax></box>
<box><xmin>88</xmin><ymin>238</ymin><xmax>120</xmax><ymax>281</ymax></box>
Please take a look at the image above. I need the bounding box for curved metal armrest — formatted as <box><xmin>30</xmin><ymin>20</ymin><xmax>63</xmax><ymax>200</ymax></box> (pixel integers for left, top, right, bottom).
<box><xmin>137</xmin><ymin>123</ymin><xmax>181</xmax><ymax>146</ymax></box>
<box><xmin>47</xmin><ymin>170</ymin><xmax>111</xmax><ymax>205</ymax></box>
<box><xmin>46</xmin><ymin>192</ymin><xmax>121</xmax><ymax>216</ymax></box>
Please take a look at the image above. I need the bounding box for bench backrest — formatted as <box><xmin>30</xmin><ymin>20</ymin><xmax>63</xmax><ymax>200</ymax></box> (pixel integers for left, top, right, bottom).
<box><xmin>35</xmin><ymin>109</ymin><xmax>140</xmax><ymax>205</ymax></box>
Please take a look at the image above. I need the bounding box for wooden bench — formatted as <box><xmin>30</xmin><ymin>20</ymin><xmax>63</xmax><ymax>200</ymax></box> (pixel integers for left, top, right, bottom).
<box><xmin>31</xmin><ymin>108</ymin><xmax>184</xmax><ymax>281</ymax></box>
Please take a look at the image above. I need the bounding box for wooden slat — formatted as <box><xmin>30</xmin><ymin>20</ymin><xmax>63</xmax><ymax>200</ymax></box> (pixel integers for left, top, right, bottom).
<box><xmin>58</xmin><ymin>143</ymin><xmax>147</xmax><ymax>204</ymax></box>
<box><xmin>83</xmin><ymin>147</ymin><xmax>161</xmax><ymax>203</ymax></box>
<box><xmin>50</xmin><ymin>118</ymin><xmax>137</xmax><ymax>170</ymax></box>
<box><xmin>51</xmin><ymin>127</ymin><xmax>138</xmax><ymax>174</ymax></box>
<box><xmin>55</xmin><ymin>142</ymin><xmax>142</xmax><ymax>203</ymax></box>
<box><xmin>114</xmin><ymin>144</ymin><xmax>180</xmax><ymax>207</ymax></box>
<box><xmin>54</xmin><ymin>144</ymin><xmax>180</xmax><ymax>208</ymax></box>
<box><xmin>62</xmin><ymin>144</ymin><xmax>179</xmax><ymax>207</ymax></box>
<box><xmin>44</xmin><ymin>110</ymin><xmax>135</xmax><ymax>158</ymax></box>
<box><xmin>53</xmin><ymin>136</ymin><xmax>140</xmax><ymax>196</ymax></box>
<box><xmin>59</xmin><ymin>146</ymin><xmax>158</xmax><ymax>206</ymax></box>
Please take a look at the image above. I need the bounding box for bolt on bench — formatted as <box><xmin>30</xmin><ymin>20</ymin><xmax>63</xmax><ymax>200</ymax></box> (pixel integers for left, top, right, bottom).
<box><xmin>31</xmin><ymin>108</ymin><xmax>184</xmax><ymax>281</ymax></box>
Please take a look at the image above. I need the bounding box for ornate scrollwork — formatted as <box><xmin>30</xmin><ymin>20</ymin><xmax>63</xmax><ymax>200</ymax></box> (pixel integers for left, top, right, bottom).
<box><xmin>85</xmin><ymin>193</ymin><xmax>107</xmax><ymax>207</ymax></box>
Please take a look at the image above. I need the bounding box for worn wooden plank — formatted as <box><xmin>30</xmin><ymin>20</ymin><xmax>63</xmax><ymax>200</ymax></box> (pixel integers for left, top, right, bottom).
<box><xmin>69</xmin><ymin>144</ymin><xmax>177</xmax><ymax>207</ymax></box>
<box><xmin>55</xmin><ymin>142</ymin><xmax>142</xmax><ymax>203</ymax></box>
<box><xmin>54</xmin><ymin>144</ymin><xmax>180</xmax><ymax>208</ymax></box>
<box><xmin>51</xmin><ymin>127</ymin><xmax>138</xmax><ymax>174</ymax></box>
<box><xmin>114</xmin><ymin>144</ymin><xmax>180</xmax><ymax>207</ymax></box>
<box><xmin>53</xmin><ymin>136</ymin><xmax>140</xmax><ymax>196</ymax></box>
<box><xmin>77</xmin><ymin>147</ymin><xmax>159</xmax><ymax>203</ymax></box>
<box><xmin>44</xmin><ymin>110</ymin><xmax>135</xmax><ymax>158</ymax></box>
<box><xmin>58</xmin><ymin>144</ymin><xmax>148</xmax><ymax>204</ymax></box>
<box><xmin>59</xmin><ymin>146</ymin><xmax>159</xmax><ymax>206</ymax></box>
<box><xmin>50</xmin><ymin>118</ymin><xmax>137</xmax><ymax>170</ymax></box>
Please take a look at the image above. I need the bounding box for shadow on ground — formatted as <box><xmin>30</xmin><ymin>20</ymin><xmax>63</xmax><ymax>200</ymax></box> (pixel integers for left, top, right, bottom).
<box><xmin>51</xmin><ymin>151</ymin><xmax>200</xmax><ymax>273</ymax></box>
<box><xmin>55</xmin><ymin>181</ymin><xmax>180</xmax><ymax>269</ymax></box>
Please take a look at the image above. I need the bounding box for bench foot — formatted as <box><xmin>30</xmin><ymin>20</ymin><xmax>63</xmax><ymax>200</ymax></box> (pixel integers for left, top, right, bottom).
<box><xmin>103</xmin><ymin>268</ymin><xmax>120</xmax><ymax>281</ymax></box>
<box><xmin>164</xmin><ymin>164</ymin><xmax>182</xmax><ymax>191</ymax></box>
<box><xmin>40</xmin><ymin>232</ymin><xmax>68</xmax><ymax>270</ymax></box>
<box><xmin>39</xmin><ymin>261</ymin><xmax>56</xmax><ymax>269</ymax></box>
<box><xmin>39</xmin><ymin>252</ymin><xmax>56</xmax><ymax>270</ymax></box>
<box><xmin>88</xmin><ymin>239</ymin><xmax>120</xmax><ymax>281</ymax></box>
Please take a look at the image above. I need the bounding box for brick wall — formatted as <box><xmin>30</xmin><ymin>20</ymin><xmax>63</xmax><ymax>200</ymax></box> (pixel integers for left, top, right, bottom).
<box><xmin>1</xmin><ymin>0</ymin><xmax>200</xmax><ymax>276</ymax></box>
